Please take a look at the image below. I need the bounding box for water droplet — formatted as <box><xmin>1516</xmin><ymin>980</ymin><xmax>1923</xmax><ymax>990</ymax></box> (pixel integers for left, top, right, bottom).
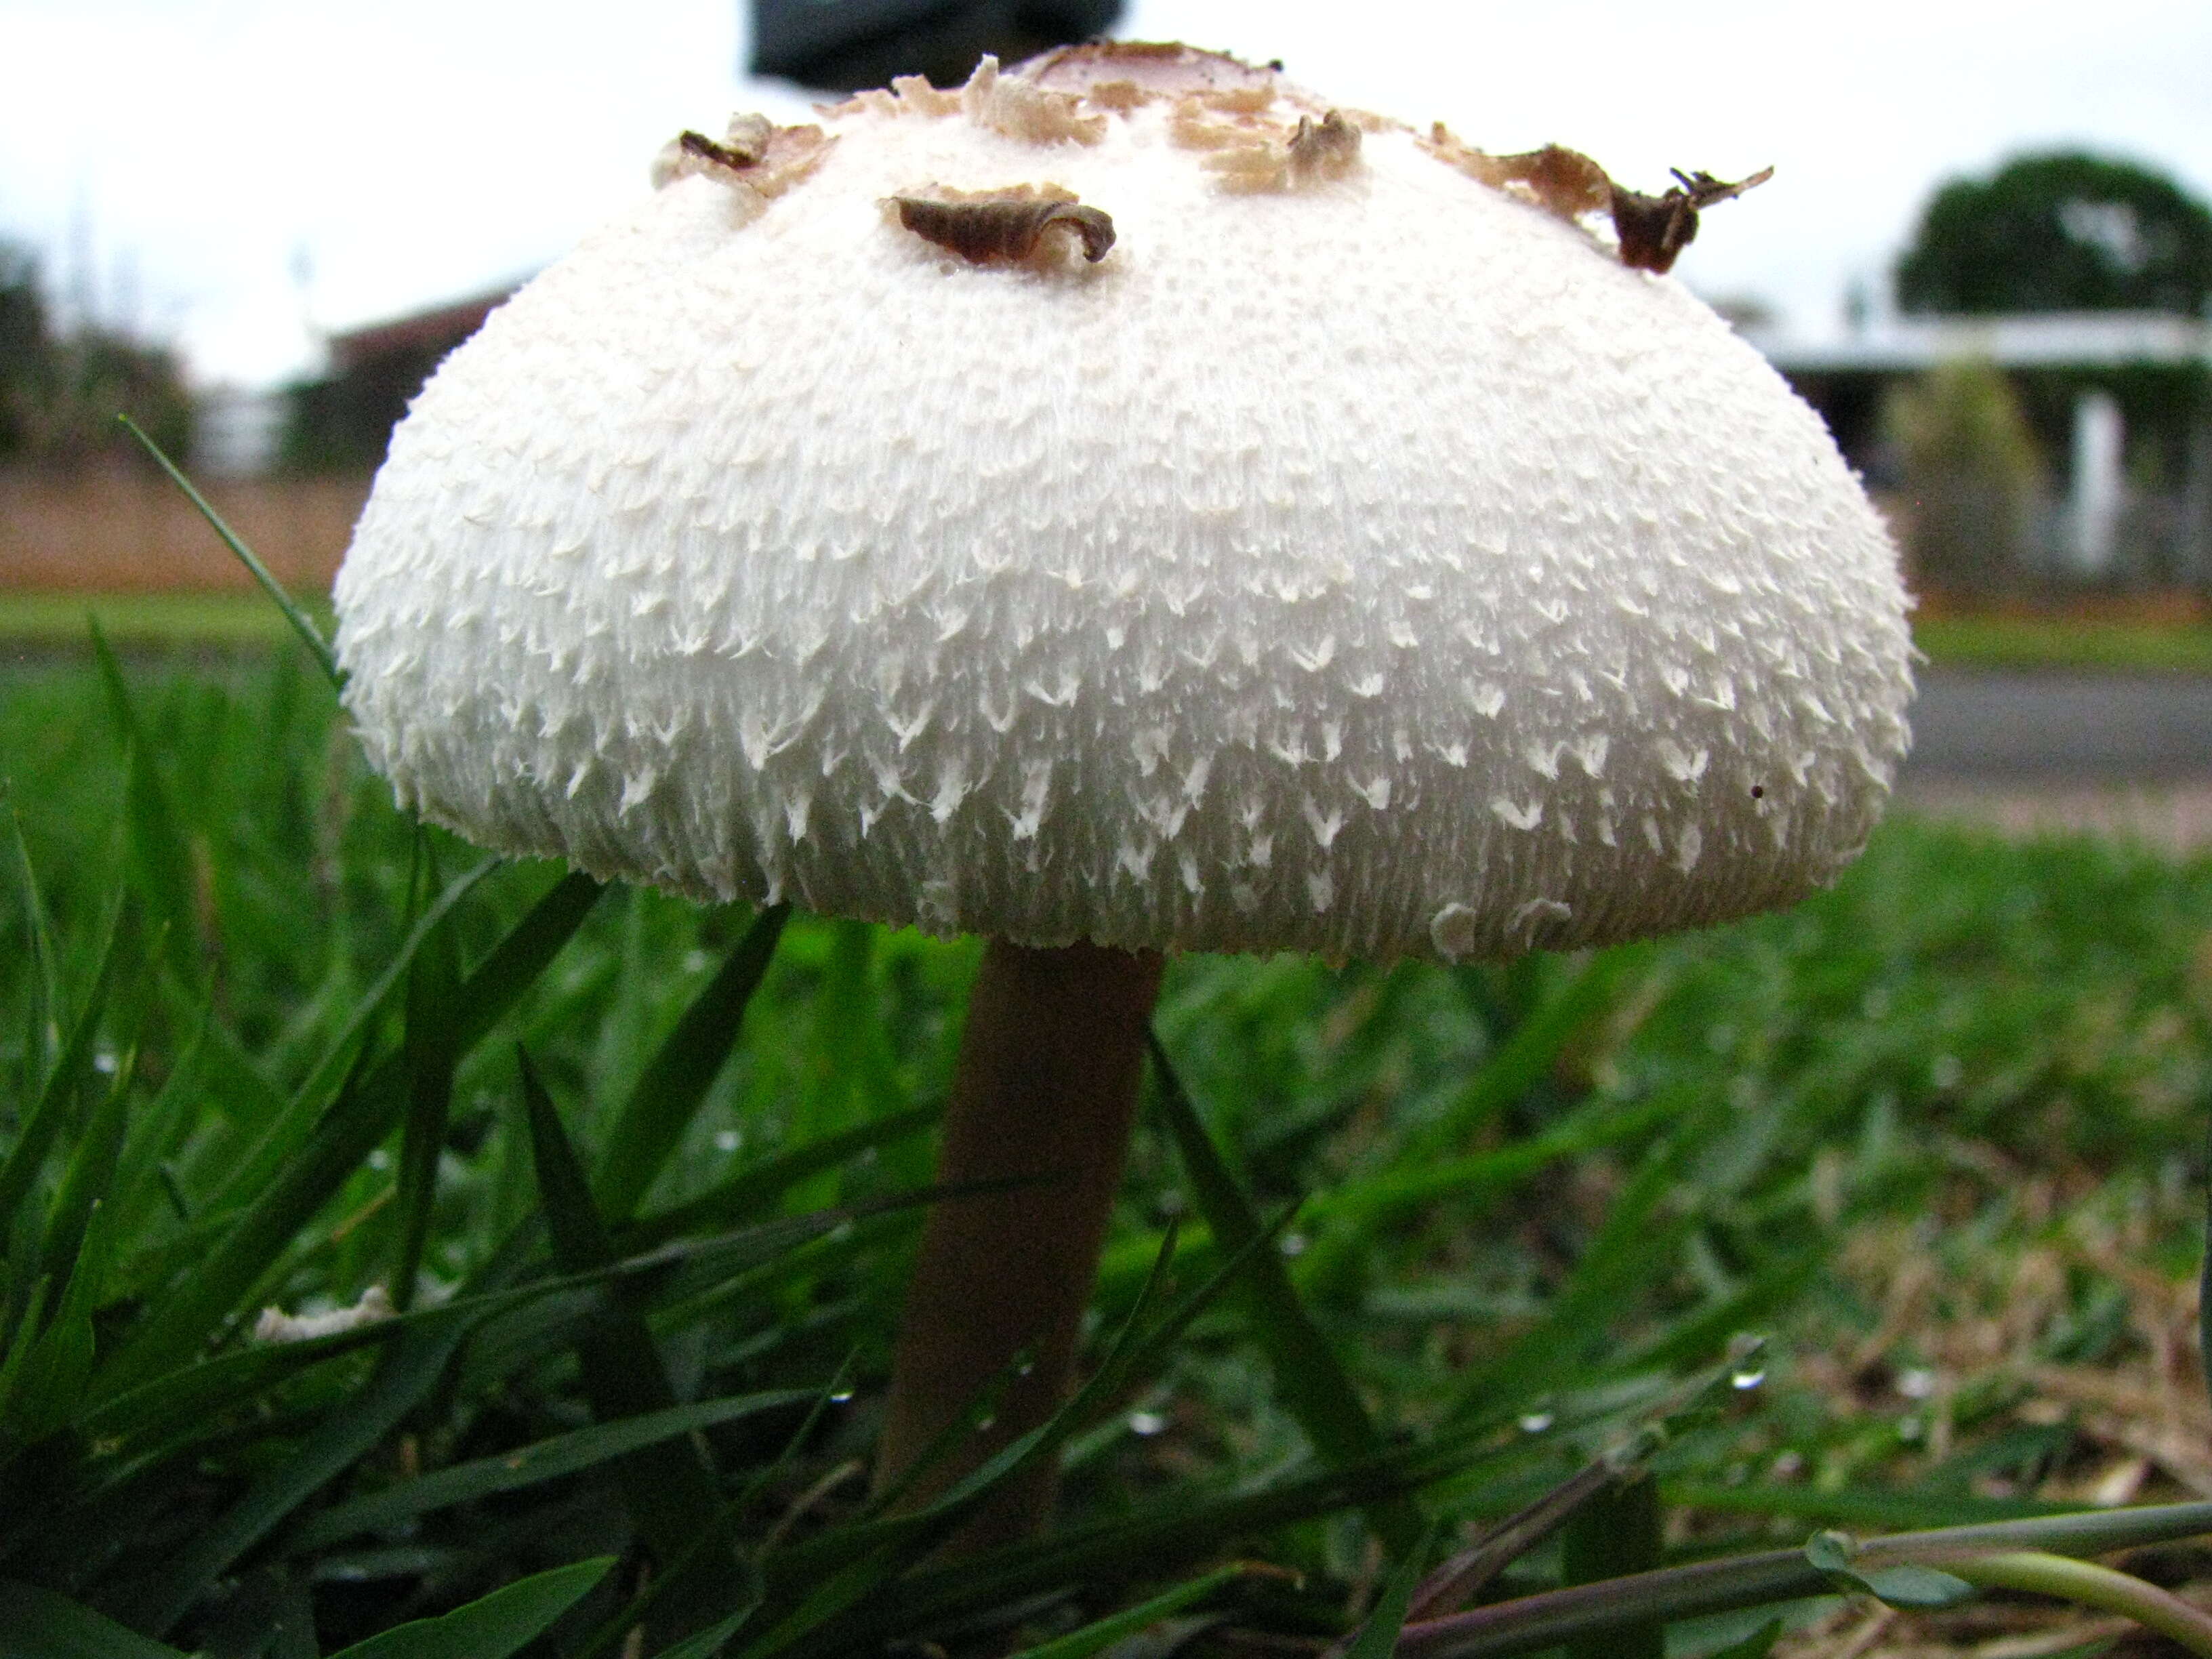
<box><xmin>1731</xmin><ymin>1368</ymin><xmax>1766</xmax><ymax>1391</ymax></box>
<box><xmin>1278</xmin><ymin>1233</ymin><xmax>1309</xmax><ymax>1258</ymax></box>
<box><xmin>830</xmin><ymin>1390</ymin><xmax>855</xmax><ymax>1404</ymax></box>
<box><xmin>1128</xmin><ymin>1410</ymin><xmax>1168</xmax><ymax>1437</ymax></box>
<box><xmin>1518</xmin><ymin>1412</ymin><xmax>1554</xmax><ymax>1435</ymax></box>
<box><xmin>713</xmin><ymin>1130</ymin><xmax>742</xmax><ymax>1153</ymax></box>
<box><xmin>1430</xmin><ymin>902</ymin><xmax>1479</xmax><ymax>960</ymax></box>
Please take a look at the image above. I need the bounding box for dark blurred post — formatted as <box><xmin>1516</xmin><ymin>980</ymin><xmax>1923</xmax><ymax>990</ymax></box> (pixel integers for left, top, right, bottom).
<box><xmin>751</xmin><ymin>0</ymin><xmax>1124</xmax><ymax>93</ymax></box>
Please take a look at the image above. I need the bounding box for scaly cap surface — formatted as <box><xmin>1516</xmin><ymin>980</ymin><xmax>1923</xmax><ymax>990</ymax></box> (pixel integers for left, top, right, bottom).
<box><xmin>334</xmin><ymin>44</ymin><xmax>1914</xmax><ymax>961</ymax></box>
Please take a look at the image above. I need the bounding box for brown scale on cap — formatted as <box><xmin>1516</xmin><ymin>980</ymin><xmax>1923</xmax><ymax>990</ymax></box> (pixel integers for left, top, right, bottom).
<box><xmin>1202</xmin><ymin>107</ymin><xmax>1366</xmax><ymax>194</ymax></box>
<box><xmin>1422</xmin><ymin>126</ymin><xmax>1770</xmax><ymax>274</ymax></box>
<box><xmin>1608</xmin><ymin>166</ymin><xmax>1775</xmax><ymax>274</ymax></box>
<box><xmin>888</xmin><ymin>185</ymin><xmax>1116</xmax><ymax>267</ymax></box>
<box><xmin>1286</xmin><ymin>109</ymin><xmax>1364</xmax><ymax>182</ymax></box>
<box><xmin>654</xmin><ymin>115</ymin><xmax>833</xmax><ymax>202</ymax></box>
<box><xmin>964</xmin><ymin>56</ymin><xmax>1107</xmax><ymax>146</ymax></box>
<box><xmin>1167</xmin><ymin>91</ymin><xmax>1276</xmax><ymax>154</ymax></box>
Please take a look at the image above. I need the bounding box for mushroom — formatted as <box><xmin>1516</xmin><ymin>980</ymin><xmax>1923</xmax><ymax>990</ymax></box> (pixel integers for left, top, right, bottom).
<box><xmin>333</xmin><ymin>44</ymin><xmax>1914</xmax><ymax>1549</ymax></box>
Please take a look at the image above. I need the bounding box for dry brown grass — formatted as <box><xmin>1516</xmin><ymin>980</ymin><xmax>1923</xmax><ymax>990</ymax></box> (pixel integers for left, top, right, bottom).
<box><xmin>0</xmin><ymin>464</ymin><xmax>366</xmax><ymax>594</ymax></box>
<box><xmin>1763</xmin><ymin>1168</ymin><xmax>2212</xmax><ymax>1657</ymax></box>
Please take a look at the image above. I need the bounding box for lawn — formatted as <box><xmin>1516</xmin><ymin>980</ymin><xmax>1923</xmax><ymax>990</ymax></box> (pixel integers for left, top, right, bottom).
<box><xmin>3</xmin><ymin>638</ymin><xmax>2212</xmax><ymax>1657</ymax></box>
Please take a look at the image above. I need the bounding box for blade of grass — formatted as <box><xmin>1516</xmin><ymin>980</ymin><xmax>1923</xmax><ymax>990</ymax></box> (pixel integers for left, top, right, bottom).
<box><xmin>106</xmin><ymin>1225</ymin><xmax>544</xmax><ymax>1635</ymax></box>
<box><xmin>623</xmin><ymin>1105</ymin><xmax>938</xmax><ymax>1250</ymax></box>
<box><xmin>1942</xmin><ymin>1553</ymin><xmax>2212</xmax><ymax>1657</ymax></box>
<box><xmin>324</xmin><ymin>1556</ymin><xmax>616</xmax><ymax>1659</ymax></box>
<box><xmin>95</xmin><ymin>865</ymin><xmax>596</xmax><ymax>1400</ymax></box>
<box><xmin>0</xmin><ymin>1579</ymin><xmax>190</xmax><ymax>1659</ymax></box>
<box><xmin>199</xmin><ymin>855</ymin><xmax>495</xmax><ymax>1221</ymax></box>
<box><xmin>0</xmin><ymin>1277</ymin><xmax>52</xmax><ymax>1425</ymax></box>
<box><xmin>0</xmin><ymin>893</ymin><xmax>125</xmax><ymax>1247</ymax></box>
<box><xmin>594</xmin><ymin>904</ymin><xmax>790</xmax><ymax>1221</ymax></box>
<box><xmin>2200</xmin><ymin>1104</ymin><xmax>2211</xmax><ymax>1422</ymax></box>
<box><xmin>766</xmin><ymin>1214</ymin><xmax>1296</xmax><ymax>1658</ymax></box>
<box><xmin>742</xmin><ymin>1225</ymin><xmax>1200</xmax><ymax>1658</ymax></box>
<box><xmin>1660</xmin><ymin>1481</ymin><xmax>2074</xmax><ymax>1532</ymax></box>
<box><xmin>89</xmin><ymin>628</ymin><xmax>201</xmax><ymax>987</ymax></box>
<box><xmin>1311</xmin><ymin>1090</ymin><xmax>1681</xmax><ymax>1235</ymax></box>
<box><xmin>1443</xmin><ymin>1099</ymin><xmax>1721</xmax><ymax>1425</ymax></box>
<box><xmin>445</xmin><ymin>870</ymin><xmax>605</xmax><ymax>1057</ymax></box>
<box><xmin>83</xmin><ymin>1223</ymin><xmax>743</xmax><ymax>1453</ymax></box>
<box><xmin>644</xmin><ymin>1605</ymin><xmax>760</xmax><ymax>1659</ymax></box>
<box><xmin>109</xmin><ymin>1023</ymin><xmax>207</xmax><ymax>1244</ymax></box>
<box><xmin>1562</xmin><ymin>1477</ymin><xmax>1663</xmax><ymax>1659</ymax></box>
<box><xmin>35</xmin><ymin>1050</ymin><xmax>136</xmax><ymax>1317</ymax></box>
<box><xmin>117</xmin><ymin>414</ymin><xmax>341</xmax><ymax>687</ymax></box>
<box><xmin>7</xmin><ymin>806</ymin><xmax>63</xmax><ymax>1081</ymax></box>
<box><xmin>1343</xmin><ymin>1521</ymin><xmax>1444</xmax><ymax>1659</ymax></box>
<box><xmin>1391</xmin><ymin>1501</ymin><xmax>2212</xmax><ymax>1659</ymax></box>
<box><xmin>5</xmin><ymin>1192</ymin><xmax>120</xmax><ymax>1441</ymax></box>
<box><xmin>392</xmin><ymin>833</ymin><xmax>463</xmax><ymax>1309</ymax></box>
<box><xmin>575</xmin><ymin>1366</ymin><xmax>860</xmax><ymax>1659</ymax></box>
<box><xmin>786</xmin><ymin>918</ymin><xmax>883</xmax><ymax>1214</ymax></box>
<box><xmin>806</xmin><ymin>1420</ymin><xmax>1492</xmax><ymax>1654</ymax></box>
<box><xmin>1408</xmin><ymin>949</ymin><xmax>1641</xmax><ymax>1163</ymax></box>
<box><xmin>520</xmin><ymin>1050</ymin><xmax>728</xmax><ymax>1570</ymax></box>
<box><xmin>1007</xmin><ymin>1564</ymin><xmax>1261</xmax><ymax>1659</ymax></box>
<box><xmin>1149</xmin><ymin>1032</ymin><xmax>1425</xmax><ymax>1554</ymax></box>
<box><xmin>293</xmin><ymin>1388</ymin><xmax>815</xmax><ymax>1550</ymax></box>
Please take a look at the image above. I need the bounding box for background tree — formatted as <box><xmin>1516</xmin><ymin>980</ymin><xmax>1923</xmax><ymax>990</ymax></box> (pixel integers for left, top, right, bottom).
<box><xmin>1895</xmin><ymin>150</ymin><xmax>2212</xmax><ymax>316</ymax></box>
<box><xmin>0</xmin><ymin>234</ymin><xmax>192</xmax><ymax>468</ymax></box>
<box><xmin>1892</xmin><ymin>154</ymin><xmax>2211</xmax><ymax>579</ymax></box>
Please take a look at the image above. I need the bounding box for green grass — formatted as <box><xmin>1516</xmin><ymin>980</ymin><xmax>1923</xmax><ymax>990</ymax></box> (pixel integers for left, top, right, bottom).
<box><xmin>4</xmin><ymin>632</ymin><xmax>2212</xmax><ymax>1658</ymax></box>
<box><xmin>0</xmin><ymin>590</ymin><xmax>334</xmax><ymax>650</ymax></box>
<box><xmin>1913</xmin><ymin>611</ymin><xmax>2212</xmax><ymax>674</ymax></box>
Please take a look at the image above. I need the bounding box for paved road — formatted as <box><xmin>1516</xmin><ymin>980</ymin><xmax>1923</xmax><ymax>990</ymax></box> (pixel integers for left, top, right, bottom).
<box><xmin>1904</xmin><ymin>670</ymin><xmax>2212</xmax><ymax>781</ymax></box>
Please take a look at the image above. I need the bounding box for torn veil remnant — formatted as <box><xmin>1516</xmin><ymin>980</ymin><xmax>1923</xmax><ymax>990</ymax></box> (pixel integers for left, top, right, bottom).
<box><xmin>1200</xmin><ymin>105</ymin><xmax>1368</xmax><ymax>193</ymax></box>
<box><xmin>890</xmin><ymin>186</ymin><xmax>1116</xmax><ymax>265</ymax></box>
<box><xmin>1608</xmin><ymin>165</ymin><xmax>1777</xmax><ymax>274</ymax></box>
<box><xmin>1425</xmin><ymin>130</ymin><xmax>1772</xmax><ymax>274</ymax></box>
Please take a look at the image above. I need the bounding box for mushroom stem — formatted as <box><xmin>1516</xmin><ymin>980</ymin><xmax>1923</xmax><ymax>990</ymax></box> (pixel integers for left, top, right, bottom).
<box><xmin>876</xmin><ymin>937</ymin><xmax>1165</xmax><ymax>1549</ymax></box>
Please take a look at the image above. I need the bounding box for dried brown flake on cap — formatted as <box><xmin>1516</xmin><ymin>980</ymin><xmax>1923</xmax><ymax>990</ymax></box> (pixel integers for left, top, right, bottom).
<box><xmin>652</xmin><ymin>115</ymin><xmax>835</xmax><ymax>220</ymax></box>
<box><xmin>1198</xmin><ymin>107</ymin><xmax>1366</xmax><ymax>194</ymax></box>
<box><xmin>1426</xmin><ymin>136</ymin><xmax>1613</xmax><ymax>220</ymax></box>
<box><xmin>887</xmin><ymin>184</ymin><xmax>1116</xmax><ymax>268</ymax></box>
<box><xmin>817</xmin><ymin>73</ymin><xmax>962</xmax><ymax>120</ymax></box>
<box><xmin>1607</xmin><ymin>167</ymin><xmax>1774</xmax><ymax>274</ymax></box>
<box><xmin>1425</xmin><ymin>126</ymin><xmax>1770</xmax><ymax>274</ymax></box>
<box><xmin>821</xmin><ymin>56</ymin><xmax>1105</xmax><ymax>144</ymax></box>
<box><xmin>964</xmin><ymin>56</ymin><xmax>1107</xmax><ymax>146</ymax></box>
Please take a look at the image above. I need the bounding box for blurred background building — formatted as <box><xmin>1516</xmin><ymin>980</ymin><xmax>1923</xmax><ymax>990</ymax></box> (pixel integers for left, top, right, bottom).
<box><xmin>2</xmin><ymin>5</ymin><xmax>2208</xmax><ymax>607</ymax></box>
<box><xmin>1755</xmin><ymin>151</ymin><xmax>2212</xmax><ymax>602</ymax></box>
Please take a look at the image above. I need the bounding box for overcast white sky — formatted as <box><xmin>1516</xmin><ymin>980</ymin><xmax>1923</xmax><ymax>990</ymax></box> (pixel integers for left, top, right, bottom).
<box><xmin>3</xmin><ymin>0</ymin><xmax>2208</xmax><ymax>388</ymax></box>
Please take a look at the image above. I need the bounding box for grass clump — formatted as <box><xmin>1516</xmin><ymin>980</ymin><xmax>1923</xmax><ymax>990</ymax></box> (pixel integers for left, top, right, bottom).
<box><xmin>4</xmin><ymin>636</ymin><xmax>2212</xmax><ymax>1658</ymax></box>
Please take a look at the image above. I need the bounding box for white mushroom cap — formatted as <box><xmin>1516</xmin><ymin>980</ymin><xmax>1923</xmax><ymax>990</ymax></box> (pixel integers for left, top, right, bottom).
<box><xmin>334</xmin><ymin>45</ymin><xmax>1913</xmax><ymax>964</ymax></box>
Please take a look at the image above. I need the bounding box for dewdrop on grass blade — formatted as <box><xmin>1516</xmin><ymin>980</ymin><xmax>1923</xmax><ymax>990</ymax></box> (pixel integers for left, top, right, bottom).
<box><xmin>333</xmin><ymin>41</ymin><xmax>1912</xmax><ymax>1552</ymax></box>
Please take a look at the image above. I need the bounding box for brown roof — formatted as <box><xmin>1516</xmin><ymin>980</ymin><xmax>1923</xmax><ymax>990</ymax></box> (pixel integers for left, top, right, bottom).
<box><xmin>328</xmin><ymin>287</ymin><xmax>519</xmax><ymax>371</ymax></box>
